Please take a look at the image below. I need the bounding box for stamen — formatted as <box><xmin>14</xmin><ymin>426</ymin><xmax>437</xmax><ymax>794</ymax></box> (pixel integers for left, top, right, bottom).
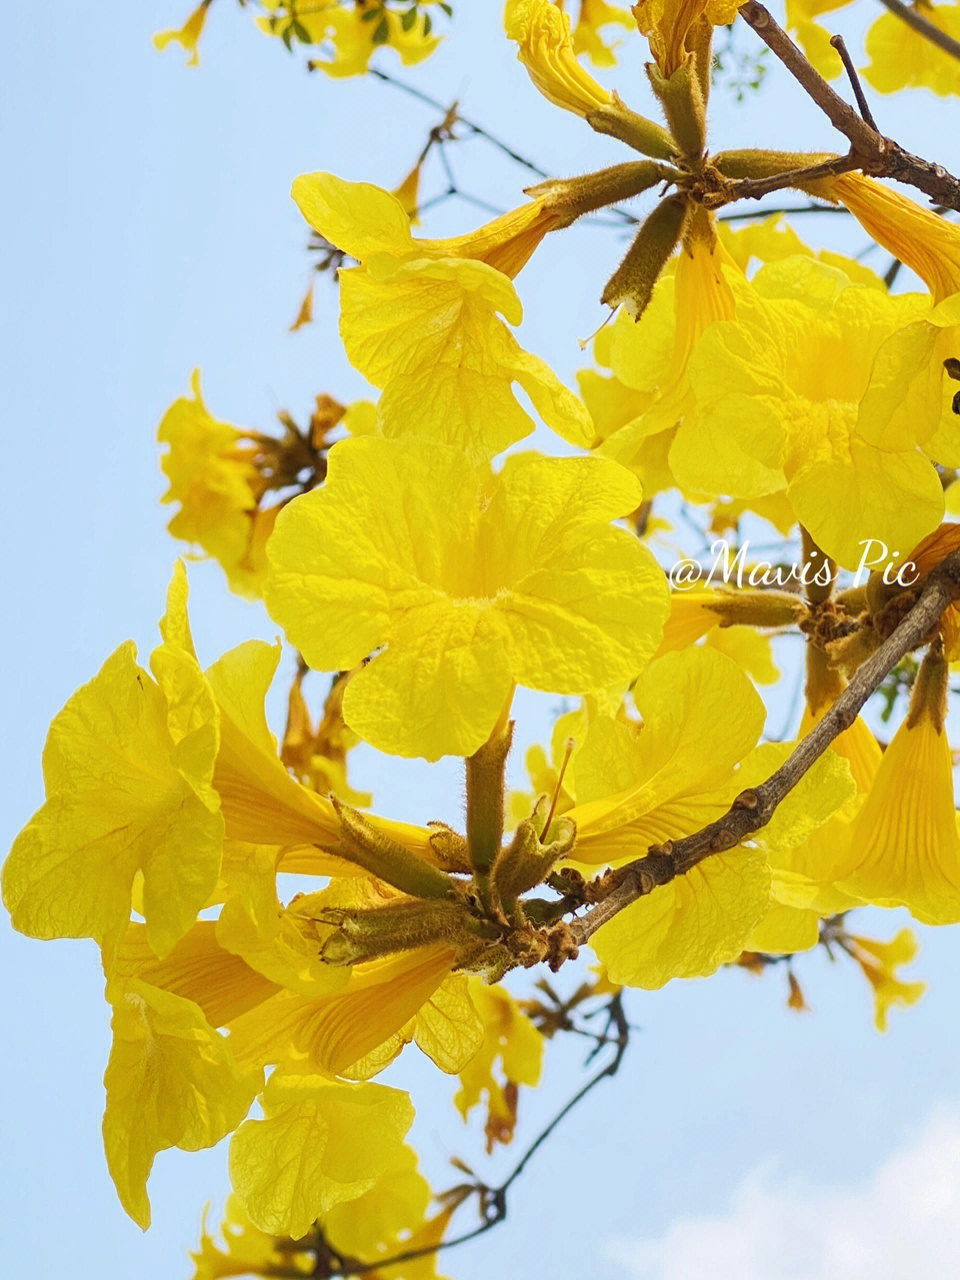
<box><xmin>541</xmin><ymin>737</ymin><xmax>576</xmax><ymax>841</ymax></box>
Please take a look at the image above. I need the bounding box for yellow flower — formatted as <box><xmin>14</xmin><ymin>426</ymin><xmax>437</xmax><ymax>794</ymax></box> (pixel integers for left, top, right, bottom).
<box><xmin>291</xmin><ymin>172</ymin><xmax>593</xmax><ymax>457</ymax></box>
<box><xmin>259</xmin><ymin>2</ymin><xmax>442</xmax><ymax>77</ymax></box>
<box><xmin>846</xmin><ymin>929</ymin><xmax>927</xmax><ymax>1032</ymax></box>
<box><xmin>191</xmin><ymin>1195</ymin><xmax>313</xmax><ymax>1279</ymax></box>
<box><xmin>103</xmin><ymin>977</ymin><xmax>261</xmax><ymax>1228</ymax></box>
<box><xmin>505</xmin><ymin>0</ymin><xmax>617</xmax><ymax>115</ymax></box>
<box><xmin>154</xmin><ymin>1</ymin><xmax>211</xmax><ymax>66</ymax></box>
<box><xmin>837</xmin><ymin>647</ymin><xmax>960</xmax><ymax>923</ymax></box>
<box><xmin>634</xmin><ymin>0</ymin><xmax>740</xmax><ymax>76</ymax></box>
<box><xmin>228</xmin><ymin>1073</ymin><xmax>415</xmax><ymax>1238</ymax></box>
<box><xmin>863</xmin><ymin>3</ymin><xmax>960</xmax><ymax>97</ymax></box>
<box><xmin>570</xmin><ymin>0</ymin><xmax>635</xmax><ymax>66</ymax></box>
<box><xmin>225</xmin><ymin>942</ymin><xmax>480</xmax><ymax>1078</ymax></box>
<box><xmin>671</xmin><ymin>257</ymin><xmax>943</xmax><ymax>568</ymax></box>
<box><xmin>564</xmin><ymin>647</ymin><xmax>854</xmax><ymax>986</ymax></box>
<box><xmin>783</xmin><ymin>0</ymin><xmax>847</xmax><ymax>79</ymax></box>
<box><xmin>810</xmin><ymin>174</ymin><xmax>960</xmax><ymax>305</ymax></box>
<box><xmin>565</xmin><ymin>649</ymin><xmax>771</xmax><ymax>987</ymax></box>
<box><xmin>157</xmin><ymin>371</ymin><xmax>274</xmax><ymax>596</ymax></box>
<box><xmin>455</xmin><ymin>979</ymin><xmax>544</xmax><ymax>1151</ymax></box>
<box><xmin>3</xmin><ymin>583</ymin><xmax>223</xmax><ymax>963</ymax></box>
<box><xmin>596</xmin><ymin>218</ymin><xmax>739</xmax><ymax>474</ymax></box>
<box><xmin>263</xmin><ymin>438</ymin><xmax>669</xmax><ymax>760</ymax></box>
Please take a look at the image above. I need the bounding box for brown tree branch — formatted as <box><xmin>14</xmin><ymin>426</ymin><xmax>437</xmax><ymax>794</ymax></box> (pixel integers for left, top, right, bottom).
<box><xmin>570</xmin><ymin>546</ymin><xmax>960</xmax><ymax>945</ymax></box>
<box><xmin>738</xmin><ymin>1</ymin><xmax>960</xmax><ymax>210</ymax></box>
<box><xmin>875</xmin><ymin>0</ymin><xmax>960</xmax><ymax>64</ymax></box>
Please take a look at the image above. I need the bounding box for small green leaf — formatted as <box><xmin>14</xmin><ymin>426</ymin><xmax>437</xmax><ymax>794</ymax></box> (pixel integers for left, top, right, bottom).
<box><xmin>423</xmin><ymin>12</ymin><xmax>432</xmax><ymax>35</ymax></box>
<box><xmin>401</xmin><ymin>7</ymin><xmax>418</xmax><ymax>31</ymax></box>
<box><xmin>372</xmin><ymin>14</ymin><xmax>390</xmax><ymax>43</ymax></box>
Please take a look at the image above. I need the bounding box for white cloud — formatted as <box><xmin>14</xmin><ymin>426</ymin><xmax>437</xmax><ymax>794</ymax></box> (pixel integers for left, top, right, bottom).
<box><xmin>607</xmin><ymin>1108</ymin><xmax>960</xmax><ymax>1280</ymax></box>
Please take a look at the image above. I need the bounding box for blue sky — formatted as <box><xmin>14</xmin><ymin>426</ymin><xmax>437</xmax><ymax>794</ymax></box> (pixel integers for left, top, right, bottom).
<box><xmin>3</xmin><ymin>3</ymin><xmax>960</xmax><ymax>1277</ymax></box>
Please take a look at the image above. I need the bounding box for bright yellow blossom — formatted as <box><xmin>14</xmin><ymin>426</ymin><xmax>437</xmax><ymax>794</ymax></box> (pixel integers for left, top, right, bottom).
<box><xmin>811</xmin><ymin>174</ymin><xmax>960</xmax><ymax>306</ymax></box>
<box><xmin>863</xmin><ymin>4</ymin><xmax>960</xmax><ymax>97</ymax></box>
<box><xmin>634</xmin><ymin>0</ymin><xmax>741</xmax><ymax>76</ymax></box>
<box><xmin>158</xmin><ymin>371</ymin><xmax>274</xmax><ymax>596</ymax></box>
<box><xmin>456</xmin><ymin>979</ymin><xmax>544</xmax><ymax>1150</ymax></box>
<box><xmin>228</xmin><ymin>1073</ymin><xmax>415</xmax><ymax>1237</ymax></box>
<box><xmin>225</xmin><ymin>943</ymin><xmax>479</xmax><ymax>1078</ymax></box>
<box><xmin>505</xmin><ymin>0</ymin><xmax>618</xmax><ymax>115</ymax></box>
<box><xmin>837</xmin><ymin>647</ymin><xmax>960</xmax><ymax>923</ymax></box>
<box><xmin>671</xmin><ymin>257</ymin><xmax>943</xmax><ymax>568</ymax></box>
<box><xmin>596</xmin><ymin>218</ymin><xmax>739</xmax><ymax>475</ymax></box>
<box><xmin>154</xmin><ymin>1</ymin><xmax>211</xmax><ymax>65</ymax></box>
<box><xmin>263</xmin><ymin>438</ymin><xmax>669</xmax><ymax>760</ymax></box>
<box><xmin>291</xmin><ymin>172</ymin><xmax>593</xmax><ymax>457</ymax></box>
<box><xmin>564</xmin><ymin>647</ymin><xmax>854</xmax><ymax>985</ymax></box>
<box><xmin>259</xmin><ymin>1</ymin><xmax>441</xmax><ymax>76</ymax></box>
<box><xmin>569</xmin><ymin>0</ymin><xmax>634</xmax><ymax>65</ymax></box>
<box><xmin>846</xmin><ymin>929</ymin><xmax>927</xmax><ymax>1032</ymax></box>
<box><xmin>103</xmin><ymin>978</ymin><xmax>261</xmax><ymax>1228</ymax></box>
<box><xmin>3</xmin><ymin>594</ymin><xmax>223</xmax><ymax>963</ymax></box>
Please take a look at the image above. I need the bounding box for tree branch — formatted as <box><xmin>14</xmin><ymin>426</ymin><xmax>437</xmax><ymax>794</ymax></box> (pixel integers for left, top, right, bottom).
<box><xmin>570</xmin><ymin>546</ymin><xmax>960</xmax><ymax>945</ymax></box>
<box><xmin>738</xmin><ymin>1</ymin><xmax>960</xmax><ymax>210</ymax></box>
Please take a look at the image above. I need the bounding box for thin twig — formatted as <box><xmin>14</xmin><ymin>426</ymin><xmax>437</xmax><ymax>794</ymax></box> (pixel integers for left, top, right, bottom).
<box><xmin>571</xmin><ymin>546</ymin><xmax>960</xmax><ymax>944</ymax></box>
<box><xmin>323</xmin><ymin>997</ymin><xmax>630</xmax><ymax>1277</ymax></box>
<box><xmin>829</xmin><ymin>34</ymin><xmax>879</xmax><ymax>130</ymax></box>
<box><xmin>875</xmin><ymin>0</ymin><xmax>960</xmax><ymax>64</ymax></box>
<box><xmin>718</xmin><ymin>201</ymin><xmax>848</xmax><ymax>221</ymax></box>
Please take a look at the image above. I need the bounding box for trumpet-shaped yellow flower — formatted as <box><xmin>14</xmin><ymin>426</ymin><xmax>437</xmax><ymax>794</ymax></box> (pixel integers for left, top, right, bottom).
<box><xmin>293</xmin><ymin>170</ymin><xmax>564</xmax><ymax>281</ymax></box>
<box><xmin>718</xmin><ymin>212</ymin><xmax>886</xmax><ymax>288</ymax></box>
<box><xmin>634</xmin><ymin>0</ymin><xmax>740</xmax><ymax>76</ymax></box>
<box><xmin>225</xmin><ymin>943</ymin><xmax>479</xmax><ymax>1078</ymax></box>
<box><xmin>565</xmin><ymin>649</ymin><xmax>769</xmax><ymax>986</ymax></box>
<box><xmin>158</xmin><ymin>371</ymin><xmax>273</xmax><ymax>596</ymax></box>
<box><xmin>291</xmin><ymin>173</ymin><xmax>591</xmax><ymax>458</ymax></box>
<box><xmin>263</xmin><ymin>438</ymin><xmax>669</xmax><ymax>759</ymax></box>
<box><xmin>322</xmin><ymin>1148</ymin><xmax>454</xmax><ymax>1280</ymax></box>
<box><xmin>863</xmin><ymin>4</ymin><xmax>960</xmax><ymax>97</ymax></box>
<box><xmin>846</xmin><ymin>929</ymin><xmax>926</xmax><ymax>1032</ymax></box>
<box><xmin>783</xmin><ymin>0</ymin><xmax>846</xmax><ymax>79</ymax></box>
<box><xmin>455</xmin><ymin>980</ymin><xmax>544</xmax><ymax>1151</ymax></box>
<box><xmin>564</xmin><ymin>648</ymin><xmax>853</xmax><ymax>986</ymax></box>
<box><xmin>103</xmin><ymin>978</ymin><xmax>261</xmax><ymax>1228</ymax></box>
<box><xmin>228</xmin><ymin>1073</ymin><xmax>415</xmax><ymax>1237</ymax></box>
<box><xmin>837</xmin><ymin>651</ymin><xmax>960</xmax><ymax>923</ymax></box>
<box><xmin>505</xmin><ymin>0</ymin><xmax>617</xmax><ymax>115</ymax></box>
<box><xmin>154</xmin><ymin>1</ymin><xmax>210</xmax><ymax>65</ymax></box>
<box><xmin>671</xmin><ymin>257</ymin><xmax>943</xmax><ymax>568</ymax></box>
<box><xmin>570</xmin><ymin>0</ymin><xmax>634</xmax><ymax>66</ymax></box>
<box><xmin>110</xmin><ymin>920</ymin><xmax>284</xmax><ymax>1027</ymax></box>
<box><xmin>191</xmin><ymin>1195</ymin><xmax>313</xmax><ymax>1280</ymax></box>
<box><xmin>811</xmin><ymin>174</ymin><xmax>960</xmax><ymax>306</ymax></box>
<box><xmin>259</xmin><ymin>2</ymin><xmax>441</xmax><ymax>76</ymax></box>
<box><xmin>3</xmin><ymin>613</ymin><xmax>223</xmax><ymax>962</ymax></box>
<box><xmin>596</xmin><ymin>226</ymin><xmax>739</xmax><ymax>475</ymax></box>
